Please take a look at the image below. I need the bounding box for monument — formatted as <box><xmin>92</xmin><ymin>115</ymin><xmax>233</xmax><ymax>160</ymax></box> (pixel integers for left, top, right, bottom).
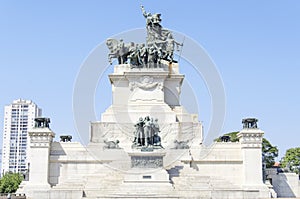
<box><xmin>17</xmin><ymin>6</ymin><xmax>272</xmax><ymax>199</ymax></box>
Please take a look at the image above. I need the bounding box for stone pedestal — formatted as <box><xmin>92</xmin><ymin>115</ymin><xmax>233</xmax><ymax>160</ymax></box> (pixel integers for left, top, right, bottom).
<box><xmin>91</xmin><ymin>62</ymin><xmax>203</xmax><ymax>151</ymax></box>
<box><xmin>101</xmin><ymin>62</ymin><xmax>184</xmax><ymax>124</ymax></box>
<box><xmin>115</xmin><ymin>151</ymin><xmax>174</xmax><ymax>198</ymax></box>
<box><xmin>237</xmin><ymin>128</ymin><xmax>264</xmax><ymax>185</ymax></box>
<box><xmin>17</xmin><ymin>127</ymin><xmax>55</xmax><ymax>198</ymax></box>
<box><xmin>124</xmin><ymin>151</ymin><xmax>170</xmax><ymax>183</ymax></box>
<box><xmin>28</xmin><ymin>127</ymin><xmax>55</xmax><ymax>187</ymax></box>
<box><xmin>237</xmin><ymin>128</ymin><xmax>270</xmax><ymax>198</ymax></box>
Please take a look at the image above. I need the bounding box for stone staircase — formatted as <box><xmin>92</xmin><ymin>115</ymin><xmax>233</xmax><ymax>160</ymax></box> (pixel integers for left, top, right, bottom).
<box><xmin>50</xmin><ymin>167</ymin><xmax>124</xmax><ymax>199</ymax></box>
<box><xmin>82</xmin><ymin>170</ymin><xmax>124</xmax><ymax>198</ymax></box>
<box><xmin>51</xmin><ymin>162</ymin><xmax>249</xmax><ymax>199</ymax></box>
<box><xmin>168</xmin><ymin>163</ymin><xmax>245</xmax><ymax>198</ymax></box>
<box><xmin>82</xmin><ymin>167</ymin><xmax>177</xmax><ymax>198</ymax></box>
<box><xmin>52</xmin><ymin>177</ymin><xmax>86</xmax><ymax>190</ymax></box>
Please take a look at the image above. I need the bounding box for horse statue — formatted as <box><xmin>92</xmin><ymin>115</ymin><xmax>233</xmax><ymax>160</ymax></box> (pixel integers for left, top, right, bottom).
<box><xmin>105</xmin><ymin>6</ymin><xmax>183</xmax><ymax>66</ymax></box>
<box><xmin>106</xmin><ymin>38</ymin><xmax>136</xmax><ymax>64</ymax></box>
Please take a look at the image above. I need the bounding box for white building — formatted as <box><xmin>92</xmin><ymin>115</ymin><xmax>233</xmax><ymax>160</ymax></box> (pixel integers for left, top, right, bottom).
<box><xmin>1</xmin><ymin>99</ymin><xmax>42</xmax><ymax>174</ymax></box>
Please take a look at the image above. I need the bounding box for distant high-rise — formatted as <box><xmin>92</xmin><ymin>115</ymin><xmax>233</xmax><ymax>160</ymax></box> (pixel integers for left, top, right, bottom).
<box><xmin>1</xmin><ymin>99</ymin><xmax>42</xmax><ymax>174</ymax></box>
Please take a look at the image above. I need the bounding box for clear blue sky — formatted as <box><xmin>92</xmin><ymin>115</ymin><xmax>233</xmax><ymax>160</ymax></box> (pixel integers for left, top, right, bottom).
<box><xmin>1</xmin><ymin>1</ymin><xmax>300</xmax><ymax>160</ymax></box>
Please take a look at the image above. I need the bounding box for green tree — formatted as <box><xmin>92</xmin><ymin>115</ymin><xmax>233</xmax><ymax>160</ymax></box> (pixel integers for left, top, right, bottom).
<box><xmin>214</xmin><ymin>131</ymin><xmax>239</xmax><ymax>142</ymax></box>
<box><xmin>0</xmin><ymin>172</ymin><xmax>23</xmax><ymax>193</ymax></box>
<box><xmin>215</xmin><ymin>132</ymin><xmax>278</xmax><ymax>168</ymax></box>
<box><xmin>280</xmin><ymin>147</ymin><xmax>300</xmax><ymax>174</ymax></box>
<box><xmin>262</xmin><ymin>138</ymin><xmax>279</xmax><ymax>168</ymax></box>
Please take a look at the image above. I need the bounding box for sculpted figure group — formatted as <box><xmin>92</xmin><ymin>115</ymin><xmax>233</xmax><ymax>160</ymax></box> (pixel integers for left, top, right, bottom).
<box><xmin>133</xmin><ymin>116</ymin><xmax>162</xmax><ymax>148</ymax></box>
<box><xmin>106</xmin><ymin>5</ymin><xmax>182</xmax><ymax>67</ymax></box>
<box><xmin>34</xmin><ymin>117</ymin><xmax>50</xmax><ymax>128</ymax></box>
<box><xmin>242</xmin><ymin>118</ymin><xmax>258</xmax><ymax>129</ymax></box>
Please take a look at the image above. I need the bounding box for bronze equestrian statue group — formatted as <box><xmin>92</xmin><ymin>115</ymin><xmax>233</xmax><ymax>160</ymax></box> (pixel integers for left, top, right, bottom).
<box><xmin>106</xmin><ymin>5</ymin><xmax>183</xmax><ymax>67</ymax></box>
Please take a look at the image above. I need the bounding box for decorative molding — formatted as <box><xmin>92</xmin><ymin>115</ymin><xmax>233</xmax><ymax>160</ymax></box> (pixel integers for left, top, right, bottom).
<box><xmin>131</xmin><ymin>156</ymin><xmax>163</xmax><ymax>168</ymax></box>
<box><xmin>181</xmin><ymin>160</ymin><xmax>243</xmax><ymax>164</ymax></box>
<box><xmin>129</xmin><ymin>76</ymin><xmax>163</xmax><ymax>91</ymax></box>
<box><xmin>29</xmin><ymin>131</ymin><xmax>55</xmax><ymax>148</ymax></box>
<box><xmin>237</xmin><ymin>130</ymin><xmax>264</xmax><ymax>148</ymax></box>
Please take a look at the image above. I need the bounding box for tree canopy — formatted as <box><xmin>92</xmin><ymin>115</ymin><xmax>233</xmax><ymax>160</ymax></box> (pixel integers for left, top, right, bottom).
<box><xmin>280</xmin><ymin>147</ymin><xmax>300</xmax><ymax>174</ymax></box>
<box><xmin>262</xmin><ymin>138</ymin><xmax>279</xmax><ymax>168</ymax></box>
<box><xmin>215</xmin><ymin>131</ymin><xmax>278</xmax><ymax>168</ymax></box>
<box><xmin>214</xmin><ymin>131</ymin><xmax>239</xmax><ymax>142</ymax></box>
<box><xmin>0</xmin><ymin>172</ymin><xmax>23</xmax><ymax>193</ymax></box>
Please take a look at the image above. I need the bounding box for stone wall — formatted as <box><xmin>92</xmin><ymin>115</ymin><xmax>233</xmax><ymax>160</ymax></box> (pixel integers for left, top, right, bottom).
<box><xmin>266</xmin><ymin>168</ymin><xmax>300</xmax><ymax>197</ymax></box>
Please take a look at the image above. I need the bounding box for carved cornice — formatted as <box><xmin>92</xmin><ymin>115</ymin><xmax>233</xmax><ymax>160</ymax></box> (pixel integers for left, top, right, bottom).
<box><xmin>237</xmin><ymin>129</ymin><xmax>264</xmax><ymax>148</ymax></box>
<box><xmin>29</xmin><ymin>131</ymin><xmax>55</xmax><ymax>148</ymax></box>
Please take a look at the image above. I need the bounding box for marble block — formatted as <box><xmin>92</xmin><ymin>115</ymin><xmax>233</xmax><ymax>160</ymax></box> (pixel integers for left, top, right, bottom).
<box><xmin>124</xmin><ymin>151</ymin><xmax>170</xmax><ymax>183</ymax></box>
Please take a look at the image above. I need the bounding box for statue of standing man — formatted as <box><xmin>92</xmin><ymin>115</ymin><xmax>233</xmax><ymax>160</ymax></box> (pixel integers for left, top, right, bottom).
<box><xmin>134</xmin><ymin>117</ymin><xmax>145</xmax><ymax>146</ymax></box>
<box><xmin>152</xmin><ymin>118</ymin><xmax>161</xmax><ymax>146</ymax></box>
<box><xmin>144</xmin><ymin>116</ymin><xmax>152</xmax><ymax>146</ymax></box>
<box><xmin>141</xmin><ymin>5</ymin><xmax>162</xmax><ymax>29</ymax></box>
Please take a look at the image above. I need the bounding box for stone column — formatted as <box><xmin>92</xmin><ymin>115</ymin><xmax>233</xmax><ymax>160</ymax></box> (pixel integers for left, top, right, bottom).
<box><xmin>237</xmin><ymin>119</ymin><xmax>269</xmax><ymax>198</ymax></box>
<box><xmin>237</xmin><ymin>127</ymin><xmax>264</xmax><ymax>185</ymax></box>
<box><xmin>28</xmin><ymin>127</ymin><xmax>55</xmax><ymax>188</ymax></box>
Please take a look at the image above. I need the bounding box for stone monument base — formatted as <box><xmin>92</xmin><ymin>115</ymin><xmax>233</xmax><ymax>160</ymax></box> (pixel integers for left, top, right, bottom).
<box><xmin>124</xmin><ymin>168</ymin><xmax>170</xmax><ymax>183</ymax></box>
<box><xmin>125</xmin><ymin>151</ymin><xmax>170</xmax><ymax>183</ymax></box>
